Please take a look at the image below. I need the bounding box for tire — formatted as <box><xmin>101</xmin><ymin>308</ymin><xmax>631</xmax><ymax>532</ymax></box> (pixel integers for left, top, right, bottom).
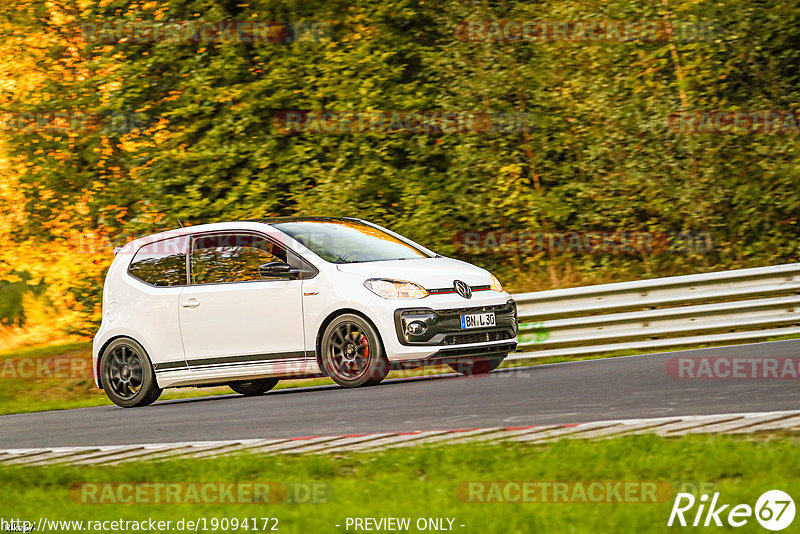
<box><xmin>228</xmin><ymin>378</ymin><xmax>279</xmax><ymax>396</ymax></box>
<box><xmin>448</xmin><ymin>355</ymin><xmax>506</xmax><ymax>376</ymax></box>
<box><xmin>320</xmin><ymin>313</ymin><xmax>390</xmax><ymax>387</ymax></box>
<box><xmin>101</xmin><ymin>338</ymin><xmax>162</xmax><ymax>408</ymax></box>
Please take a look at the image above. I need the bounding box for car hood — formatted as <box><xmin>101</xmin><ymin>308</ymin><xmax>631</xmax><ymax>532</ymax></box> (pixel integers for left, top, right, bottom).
<box><xmin>335</xmin><ymin>257</ymin><xmax>492</xmax><ymax>289</ymax></box>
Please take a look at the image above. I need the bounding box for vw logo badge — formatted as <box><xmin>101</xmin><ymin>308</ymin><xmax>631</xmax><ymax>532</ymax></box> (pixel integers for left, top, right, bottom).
<box><xmin>454</xmin><ymin>280</ymin><xmax>472</xmax><ymax>299</ymax></box>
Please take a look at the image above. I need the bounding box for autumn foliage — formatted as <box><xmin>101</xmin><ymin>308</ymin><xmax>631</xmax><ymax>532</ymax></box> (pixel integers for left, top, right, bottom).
<box><xmin>1</xmin><ymin>0</ymin><xmax>799</xmax><ymax>349</ymax></box>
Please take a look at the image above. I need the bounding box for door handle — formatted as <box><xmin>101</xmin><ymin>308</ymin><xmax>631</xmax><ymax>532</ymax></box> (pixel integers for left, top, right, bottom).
<box><xmin>181</xmin><ymin>298</ymin><xmax>200</xmax><ymax>308</ymax></box>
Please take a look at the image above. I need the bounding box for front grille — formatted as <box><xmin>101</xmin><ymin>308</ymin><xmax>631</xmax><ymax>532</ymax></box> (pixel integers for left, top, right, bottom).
<box><xmin>435</xmin><ymin>302</ymin><xmax>513</xmax><ymax>316</ymax></box>
<box><xmin>428</xmin><ymin>284</ymin><xmax>491</xmax><ymax>295</ymax></box>
<box><xmin>442</xmin><ymin>331</ymin><xmax>512</xmax><ymax>345</ymax></box>
<box><xmin>395</xmin><ymin>299</ymin><xmax>517</xmax><ymax>346</ymax></box>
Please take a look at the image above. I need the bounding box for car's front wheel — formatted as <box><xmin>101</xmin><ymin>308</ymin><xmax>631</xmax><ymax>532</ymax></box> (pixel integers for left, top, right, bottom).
<box><xmin>101</xmin><ymin>338</ymin><xmax>162</xmax><ymax>408</ymax></box>
<box><xmin>449</xmin><ymin>355</ymin><xmax>506</xmax><ymax>376</ymax></box>
<box><xmin>321</xmin><ymin>314</ymin><xmax>389</xmax><ymax>387</ymax></box>
<box><xmin>228</xmin><ymin>378</ymin><xmax>279</xmax><ymax>396</ymax></box>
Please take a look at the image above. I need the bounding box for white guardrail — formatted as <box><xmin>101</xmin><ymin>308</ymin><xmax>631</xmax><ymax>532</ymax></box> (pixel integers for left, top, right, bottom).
<box><xmin>508</xmin><ymin>263</ymin><xmax>800</xmax><ymax>360</ymax></box>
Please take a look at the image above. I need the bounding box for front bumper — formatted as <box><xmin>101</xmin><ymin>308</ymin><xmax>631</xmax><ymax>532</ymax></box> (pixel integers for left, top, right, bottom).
<box><xmin>422</xmin><ymin>341</ymin><xmax>518</xmax><ymax>366</ymax></box>
<box><xmin>394</xmin><ymin>299</ymin><xmax>517</xmax><ymax>346</ymax></box>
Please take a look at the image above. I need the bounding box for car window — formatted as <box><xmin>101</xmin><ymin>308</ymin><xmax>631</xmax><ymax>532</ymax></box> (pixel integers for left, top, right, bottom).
<box><xmin>272</xmin><ymin>220</ymin><xmax>431</xmax><ymax>263</ymax></box>
<box><xmin>128</xmin><ymin>236</ymin><xmax>188</xmax><ymax>287</ymax></box>
<box><xmin>190</xmin><ymin>233</ymin><xmax>289</xmax><ymax>284</ymax></box>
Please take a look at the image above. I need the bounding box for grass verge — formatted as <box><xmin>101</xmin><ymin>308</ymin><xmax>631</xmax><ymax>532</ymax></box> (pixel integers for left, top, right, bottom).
<box><xmin>1</xmin><ymin>434</ymin><xmax>798</xmax><ymax>533</ymax></box>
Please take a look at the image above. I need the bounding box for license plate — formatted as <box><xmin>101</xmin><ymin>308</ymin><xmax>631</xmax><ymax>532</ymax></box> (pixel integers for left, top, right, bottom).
<box><xmin>460</xmin><ymin>312</ymin><xmax>496</xmax><ymax>329</ymax></box>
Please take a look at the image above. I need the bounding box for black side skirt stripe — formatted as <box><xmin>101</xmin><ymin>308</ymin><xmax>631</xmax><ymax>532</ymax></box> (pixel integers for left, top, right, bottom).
<box><xmin>154</xmin><ymin>350</ymin><xmax>317</xmax><ymax>373</ymax></box>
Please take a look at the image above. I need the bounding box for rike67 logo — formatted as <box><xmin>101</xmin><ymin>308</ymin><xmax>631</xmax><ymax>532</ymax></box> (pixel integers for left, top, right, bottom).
<box><xmin>668</xmin><ymin>490</ymin><xmax>795</xmax><ymax>530</ymax></box>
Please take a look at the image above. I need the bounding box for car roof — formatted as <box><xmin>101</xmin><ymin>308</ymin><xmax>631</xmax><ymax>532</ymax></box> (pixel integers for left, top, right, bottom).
<box><xmin>147</xmin><ymin>217</ymin><xmax>363</xmax><ymax>238</ymax></box>
<box><xmin>248</xmin><ymin>216</ymin><xmax>362</xmax><ymax>224</ymax></box>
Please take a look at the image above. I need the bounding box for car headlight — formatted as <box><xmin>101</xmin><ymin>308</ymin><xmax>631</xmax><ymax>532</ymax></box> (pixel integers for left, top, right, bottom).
<box><xmin>489</xmin><ymin>273</ymin><xmax>504</xmax><ymax>292</ymax></box>
<box><xmin>364</xmin><ymin>279</ymin><xmax>429</xmax><ymax>299</ymax></box>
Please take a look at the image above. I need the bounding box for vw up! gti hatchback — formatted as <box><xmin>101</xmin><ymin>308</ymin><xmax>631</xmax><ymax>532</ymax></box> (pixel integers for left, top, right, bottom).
<box><xmin>92</xmin><ymin>217</ymin><xmax>518</xmax><ymax>407</ymax></box>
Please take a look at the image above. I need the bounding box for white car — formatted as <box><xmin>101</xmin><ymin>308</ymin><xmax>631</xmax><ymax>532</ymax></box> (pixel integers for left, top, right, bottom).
<box><xmin>92</xmin><ymin>217</ymin><xmax>518</xmax><ymax>407</ymax></box>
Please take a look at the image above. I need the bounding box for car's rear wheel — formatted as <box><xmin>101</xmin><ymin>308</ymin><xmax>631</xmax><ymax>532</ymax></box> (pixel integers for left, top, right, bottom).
<box><xmin>321</xmin><ymin>314</ymin><xmax>389</xmax><ymax>387</ymax></box>
<box><xmin>448</xmin><ymin>355</ymin><xmax>506</xmax><ymax>376</ymax></box>
<box><xmin>228</xmin><ymin>378</ymin><xmax>279</xmax><ymax>396</ymax></box>
<box><xmin>101</xmin><ymin>338</ymin><xmax>162</xmax><ymax>408</ymax></box>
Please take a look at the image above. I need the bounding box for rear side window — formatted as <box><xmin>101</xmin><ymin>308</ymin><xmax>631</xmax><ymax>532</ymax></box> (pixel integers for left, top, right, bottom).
<box><xmin>191</xmin><ymin>233</ymin><xmax>288</xmax><ymax>284</ymax></box>
<box><xmin>128</xmin><ymin>236</ymin><xmax>188</xmax><ymax>287</ymax></box>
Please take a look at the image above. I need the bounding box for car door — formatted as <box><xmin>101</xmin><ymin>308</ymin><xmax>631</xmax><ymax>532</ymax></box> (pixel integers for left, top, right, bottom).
<box><xmin>125</xmin><ymin>234</ymin><xmax>190</xmax><ymax>370</ymax></box>
<box><xmin>178</xmin><ymin>231</ymin><xmax>307</xmax><ymax>371</ymax></box>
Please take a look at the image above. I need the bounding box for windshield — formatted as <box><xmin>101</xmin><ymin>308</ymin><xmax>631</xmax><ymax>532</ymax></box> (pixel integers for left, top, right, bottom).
<box><xmin>272</xmin><ymin>220</ymin><xmax>431</xmax><ymax>264</ymax></box>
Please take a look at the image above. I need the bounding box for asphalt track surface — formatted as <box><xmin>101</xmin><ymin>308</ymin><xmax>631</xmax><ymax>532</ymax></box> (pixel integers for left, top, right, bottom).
<box><xmin>1</xmin><ymin>339</ymin><xmax>799</xmax><ymax>449</ymax></box>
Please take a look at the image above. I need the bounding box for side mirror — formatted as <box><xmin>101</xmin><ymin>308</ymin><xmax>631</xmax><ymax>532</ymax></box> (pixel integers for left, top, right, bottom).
<box><xmin>258</xmin><ymin>261</ymin><xmax>298</xmax><ymax>277</ymax></box>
